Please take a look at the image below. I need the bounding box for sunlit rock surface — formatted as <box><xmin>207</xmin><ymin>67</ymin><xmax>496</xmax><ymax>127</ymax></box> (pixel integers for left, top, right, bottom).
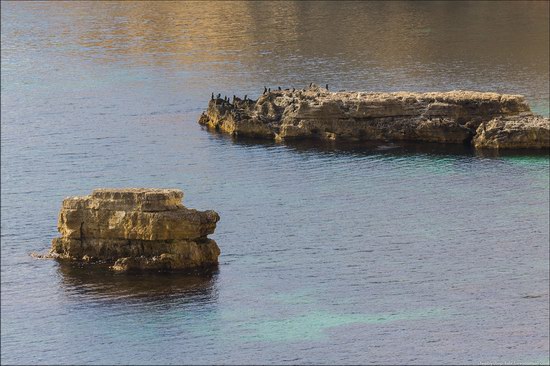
<box><xmin>473</xmin><ymin>114</ymin><xmax>550</xmax><ymax>149</ymax></box>
<box><xmin>199</xmin><ymin>85</ymin><xmax>549</xmax><ymax>149</ymax></box>
<box><xmin>50</xmin><ymin>188</ymin><xmax>220</xmax><ymax>272</ymax></box>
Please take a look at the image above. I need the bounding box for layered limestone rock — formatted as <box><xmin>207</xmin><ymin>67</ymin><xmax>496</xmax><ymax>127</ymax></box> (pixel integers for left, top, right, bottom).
<box><xmin>50</xmin><ymin>188</ymin><xmax>220</xmax><ymax>272</ymax></box>
<box><xmin>473</xmin><ymin>114</ymin><xmax>550</xmax><ymax>149</ymax></box>
<box><xmin>199</xmin><ymin>85</ymin><xmax>549</xmax><ymax>149</ymax></box>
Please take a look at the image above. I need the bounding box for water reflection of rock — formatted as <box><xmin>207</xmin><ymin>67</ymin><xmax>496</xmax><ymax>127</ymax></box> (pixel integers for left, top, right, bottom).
<box><xmin>57</xmin><ymin>261</ymin><xmax>218</xmax><ymax>304</ymax></box>
<box><xmin>44</xmin><ymin>2</ymin><xmax>549</xmax><ymax>75</ymax></box>
<box><xmin>210</xmin><ymin>131</ymin><xmax>550</xmax><ymax>159</ymax></box>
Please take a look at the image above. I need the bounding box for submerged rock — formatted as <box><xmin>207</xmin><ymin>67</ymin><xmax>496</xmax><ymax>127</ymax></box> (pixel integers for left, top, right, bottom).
<box><xmin>199</xmin><ymin>86</ymin><xmax>549</xmax><ymax>149</ymax></box>
<box><xmin>49</xmin><ymin>188</ymin><xmax>220</xmax><ymax>272</ymax></box>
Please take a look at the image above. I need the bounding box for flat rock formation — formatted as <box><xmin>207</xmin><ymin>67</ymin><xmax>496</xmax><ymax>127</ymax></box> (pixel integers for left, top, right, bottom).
<box><xmin>199</xmin><ymin>85</ymin><xmax>549</xmax><ymax>149</ymax></box>
<box><xmin>49</xmin><ymin>188</ymin><xmax>220</xmax><ymax>272</ymax></box>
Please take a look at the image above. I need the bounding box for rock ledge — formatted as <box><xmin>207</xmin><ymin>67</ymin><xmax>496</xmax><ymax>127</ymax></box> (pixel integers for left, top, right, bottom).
<box><xmin>199</xmin><ymin>86</ymin><xmax>549</xmax><ymax>149</ymax></box>
<box><xmin>49</xmin><ymin>188</ymin><xmax>220</xmax><ymax>272</ymax></box>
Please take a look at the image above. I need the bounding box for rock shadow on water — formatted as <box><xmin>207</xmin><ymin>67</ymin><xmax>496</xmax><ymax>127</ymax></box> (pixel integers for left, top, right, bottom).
<box><xmin>207</xmin><ymin>130</ymin><xmax>550</xmax><ymax>159</ymax></box>
<box><xmin>56</xmin><ymin>261</ymin><xmax>219</xmax><ymax>306</ymax></box>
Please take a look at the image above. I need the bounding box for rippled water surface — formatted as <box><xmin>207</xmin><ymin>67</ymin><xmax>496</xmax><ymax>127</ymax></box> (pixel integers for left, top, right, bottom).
<box><xmin>1</xmin><ymin>2</ymin><xmax>549</xmax><ymax>365</ymax></box>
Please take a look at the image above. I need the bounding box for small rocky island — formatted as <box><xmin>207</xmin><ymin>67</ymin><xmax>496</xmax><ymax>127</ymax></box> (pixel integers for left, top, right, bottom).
<box><xmin>49</xmin><ymin>188</ymin><xmax>220</xmax><ymax>272</ymax></box>
<box><xmin>199</xmin><ymin>85</ymin><xmax>549</xmax><ymax>149</ymax></box>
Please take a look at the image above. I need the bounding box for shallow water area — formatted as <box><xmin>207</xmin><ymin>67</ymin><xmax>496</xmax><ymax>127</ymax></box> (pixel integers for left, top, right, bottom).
<box><xmin>1</xmin><ymin>2</ymin><xmax>549</xmax><ymax>365</ymax></box>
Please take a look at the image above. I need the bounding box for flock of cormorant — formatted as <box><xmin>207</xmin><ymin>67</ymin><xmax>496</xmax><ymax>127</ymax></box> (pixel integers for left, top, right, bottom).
<box><xmin>210</xmin><ymin>83</ymin><xmax>330</xmax><ymax>103</ymax></box>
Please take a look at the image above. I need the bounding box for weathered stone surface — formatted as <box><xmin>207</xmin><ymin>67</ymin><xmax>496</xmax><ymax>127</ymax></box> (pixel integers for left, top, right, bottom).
<box><xmin>199</xmin><ymin>85</ymin><xmax>549</xmax><ymax>149</ymax></box>
<box><xmin>52</xmin><ymin>237</ymin><xmax>220</xmax><ymax>271</ymax></box>
<box><xmin>473</xmin><ymin>114</ymin><xmax>550</xmax><ymax>149</ymax></box>
<box><xmin>50</xmin><ymin>188</ymin><xmax>221</xmax><ymax>272</ymax></box>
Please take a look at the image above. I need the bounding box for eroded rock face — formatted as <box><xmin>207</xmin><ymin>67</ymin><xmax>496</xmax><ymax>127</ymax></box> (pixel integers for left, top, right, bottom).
<box><xmin>199</xmin><ymin>86</ymin><xmax>549</xmax><ymax>149</ymax></box>
<box><xmin>473</xmin><ymin>114</ymin><xmax>550</xmax><ymax>149</ymax></box>
<box><xmin>50</xmin><ymin>188</ymin><xmax>220</xmax><ymax>272</ymax></box>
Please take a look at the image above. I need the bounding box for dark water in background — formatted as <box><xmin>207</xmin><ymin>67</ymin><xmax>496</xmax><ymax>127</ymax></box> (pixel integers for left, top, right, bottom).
<box><xmin>1</xmin><ymin>1</ymin><xmax>549</xmax><ymax>364</ymax></box>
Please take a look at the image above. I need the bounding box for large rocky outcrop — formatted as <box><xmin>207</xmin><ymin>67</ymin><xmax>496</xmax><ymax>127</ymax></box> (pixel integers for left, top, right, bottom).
<box><xmin>199</xmin><ymin>85</ymin><xmax>549</xmax><ymax>149</ymax></box>
<box><xmin>49</xmin><ymin>188</ymin><xmax>220</xmax><ymax>272</ymax></box>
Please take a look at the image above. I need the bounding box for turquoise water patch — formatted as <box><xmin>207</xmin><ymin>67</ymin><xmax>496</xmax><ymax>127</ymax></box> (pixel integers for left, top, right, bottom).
<box><xmin>501</xmin><ymin>155</ymin><xmax>550</xmax><ymax>168</ymax></box>
<box><xmin>241</xmin><ymin>308</ymin><xmax>446</xmax><ymax>342</ymax></box>
<box><xmin>269</xmin><ymin>288</ymin><xmax>320</xmax><ymax>306</ymax></box>
<box><xmin>530</xmin><ymin>357</ymin><xmax>550</xmax><ymax>365</ymax></box>
<box><xmin>185</xmin><ymin>305</ymin><xmax>447</xmax><ymax>343</ymax></box>
<box><xmin>530</xmin><ymin>101</ymin><xmax>550</xmax><ymax>117</ymax></box>
<box><xmin>500</xmin><ymin>357</ymin><xmax>550</xmax><ymax>365</ymax></box>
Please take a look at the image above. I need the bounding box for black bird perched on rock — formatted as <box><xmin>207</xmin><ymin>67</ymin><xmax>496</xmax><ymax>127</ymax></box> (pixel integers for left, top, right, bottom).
<box><xmin>244</xmin><ymin>95</ymin><xmax>247</xmax><ymax>101</ymax></box>
<box><xmin>278</xmin><ymin>86</ymin><xmax>281</xmax><ymax>91</ymax></box>
<box><xmin>309</xmin><ymin>82</ymin><xmax>313</xmax><ymax>88</ymax></box>
<box><xmin>217</xmin><ymin>93</ymin><xmax>221</xmax><ymax>99</ymax></box>
<box><xmin>211</xmin><ymin>92</ymin><xmax>214</xmax><ymax>100</ymax></box>
<box><xmin>292</xmin><ymin>88</ymin><xmax>295</xmax><ymax>92</ymax></box>
<box><xmin>263</xmin><ymin>86</ymin><xmax>267</xmax><ymax>94</ymax></box>
<box><xmin>268</xmin><ymin>88</ymin><xmax>271</xmax><ymax>93</ymax></box>
<box><xmin>326</xmin><ymin>84</ymin><xmax>329</xmax><ymax>90</ymax></box>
